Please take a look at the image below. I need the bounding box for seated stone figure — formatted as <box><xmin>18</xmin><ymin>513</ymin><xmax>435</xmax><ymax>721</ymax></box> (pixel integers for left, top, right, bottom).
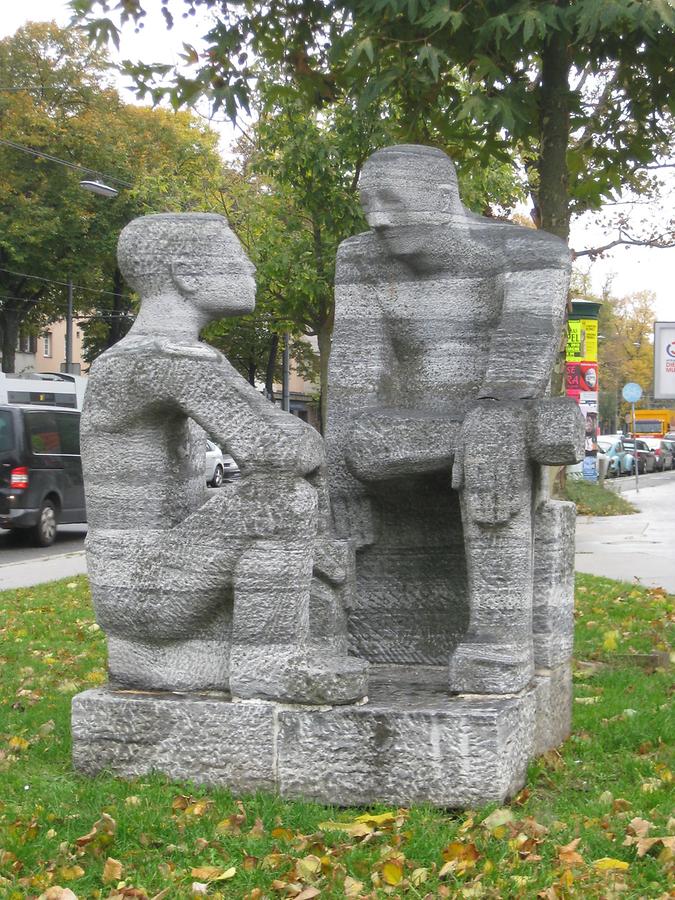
<box><xmin>327</xmin><ymin>145</ymin><xmax>583</xmax><ymax>696</ymax></box>
<box><xmin>82</xmin><ymin>212</ymin><xmax>367</xmax><ymax>704</ymax></box>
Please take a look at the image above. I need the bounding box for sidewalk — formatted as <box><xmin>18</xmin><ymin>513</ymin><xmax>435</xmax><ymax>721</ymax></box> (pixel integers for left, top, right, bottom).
<box><xmin>574</xmin><ymin>472</ymin><xmax>675</xmax><ymax>592</ymax></box>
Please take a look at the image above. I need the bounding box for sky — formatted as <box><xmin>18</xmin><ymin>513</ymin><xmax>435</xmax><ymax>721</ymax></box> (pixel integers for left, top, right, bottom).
<box><xmin>3</xmin><ymin>0</ymin><xmax>674</xmax><ymax>323</ymax></box>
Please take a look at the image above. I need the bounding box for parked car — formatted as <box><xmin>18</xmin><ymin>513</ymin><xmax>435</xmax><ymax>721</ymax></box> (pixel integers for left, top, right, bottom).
<box><xmin>621</xmin><ymin>438</ymin><xmax>656</xmax><ymax>474</ymax></box>
<box><xmin>0</xmin><ymin>404</ymin><xmax>85</xmax><ymax>546</ymax></box>
<box><xmin>642</xmin><ymin>437</ymin><xmax>674</xmax><ymax>472</ymax></box>
<box><xmin>205</xmin><ymin>439</ymin><xmax>239</xmax><ymax>486</ymax></box>
<box><xmin>596</xmin><ymin>437</ymin><xmax>628</xmax><ymax>477</ymax></box>
<box><xmin>663</xmin><ymin>439</ymin><xmax>675</xmax><ymax>470</ymax></box>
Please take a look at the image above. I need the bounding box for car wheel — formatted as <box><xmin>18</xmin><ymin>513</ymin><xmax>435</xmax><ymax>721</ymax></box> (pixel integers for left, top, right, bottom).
<box><xmin>210</xmin><ymin>465</ymin><xmax>224</xmax><ymax>488</ymax></box>
<box><xmin>32</xmin><ymin>499</ymin><xmax>57</xmax><ymax>547</ymax></box>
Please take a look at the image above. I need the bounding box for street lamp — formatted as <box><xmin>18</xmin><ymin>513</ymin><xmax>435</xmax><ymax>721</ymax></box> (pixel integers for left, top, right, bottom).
<box><xmin>79</xmin><ymin>179</ymin><xmax>119</xmax><ymax>198</ymax></box>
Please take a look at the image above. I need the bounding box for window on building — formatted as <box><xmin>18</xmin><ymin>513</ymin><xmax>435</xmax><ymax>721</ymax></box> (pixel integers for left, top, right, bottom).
<box><xmin>42</xmin><ymin>331</ymin><xmax>52</xmax><ymax>357</ymax></box>
<box><xmin>16</xmin><ymin>333</ymin><xmax>37</xmax><ymax>354</ymax></box>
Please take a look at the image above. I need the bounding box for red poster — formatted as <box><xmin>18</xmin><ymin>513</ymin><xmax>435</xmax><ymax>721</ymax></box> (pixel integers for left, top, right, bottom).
<box><xmin>566</xmin><ymin>362</ymin><xmax>598</xmax><ymax>394</ymax></box>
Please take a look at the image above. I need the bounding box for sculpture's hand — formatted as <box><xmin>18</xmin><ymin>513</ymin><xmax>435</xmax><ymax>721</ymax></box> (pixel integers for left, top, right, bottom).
<box><xmin>451</xmin><ymin>401</ymin><xmax>528</xmax><ymax>526</ymax></box>
<box><xmin>292</xmin><ymin>418</ymin><xmax>326</xmax><ymax>476</ymax></box>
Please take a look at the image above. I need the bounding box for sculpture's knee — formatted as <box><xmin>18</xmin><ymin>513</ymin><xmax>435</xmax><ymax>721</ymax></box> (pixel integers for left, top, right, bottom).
<box><xmin>87</xmin><ymin>530</ymin><xmax>236</xmax><ymax>642</ymax></box>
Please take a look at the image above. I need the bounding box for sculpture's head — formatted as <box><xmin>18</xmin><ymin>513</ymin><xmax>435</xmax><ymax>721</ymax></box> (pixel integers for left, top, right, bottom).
<box><xmin>118</xmin><ymin>213</ymin><xmax>256</xmax><ymax>320</ymax></box>
<box><xmin>359</xmin><ymin>145</ymin><xmax>463</xmax><ymax>230</ymax></box>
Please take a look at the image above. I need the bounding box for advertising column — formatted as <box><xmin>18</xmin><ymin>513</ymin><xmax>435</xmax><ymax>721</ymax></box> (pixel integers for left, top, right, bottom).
<box><xmin>565</xmin><ymin>300</ymin><xmax>601</xmax><ymax>481</ymax></box>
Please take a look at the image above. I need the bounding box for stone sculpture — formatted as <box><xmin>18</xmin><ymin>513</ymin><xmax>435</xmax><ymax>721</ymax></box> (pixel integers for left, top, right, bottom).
<box><xmin>72</xmin><ymin>149</ymin><xmax>583</xmax><ymax>807</ymax></box>
<box><xmin>77</xmin><ymin>212</ymin><xmax>367</xmax><ymax>705</ymax></box>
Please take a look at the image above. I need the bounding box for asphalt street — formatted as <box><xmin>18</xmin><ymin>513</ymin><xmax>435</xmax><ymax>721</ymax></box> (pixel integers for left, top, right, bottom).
<box><xmin>575</xmin><ymin>468</ymin><xmax>675</xmax><ymax>592</ymax></box>
<box><xmin>0</xmin><ymin>523</ymin><xmax>87</xmax><ymax>589</ymax></box>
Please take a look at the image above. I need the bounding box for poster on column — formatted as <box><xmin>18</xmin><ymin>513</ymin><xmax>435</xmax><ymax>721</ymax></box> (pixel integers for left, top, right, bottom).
<box><xmin>580</xmin><ymin>392</ymin><xmax>599</xmax><ymax>480</ymax></box>
<box><xmin>565</xmin><ymin>362</ymin><xmax>599</xmax><ymax>401</ymax></box>
<box><xmin>566</xmin><ymin>319</ymin><xmax>599</xmax><ymax>363</ymax></box>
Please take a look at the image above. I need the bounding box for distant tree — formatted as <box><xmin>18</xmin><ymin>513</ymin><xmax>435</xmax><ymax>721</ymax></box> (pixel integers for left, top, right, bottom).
<box><xmin>0</xmin><ymin>21</ymin><xmax>222</xmax><ymax>371</ymax></box>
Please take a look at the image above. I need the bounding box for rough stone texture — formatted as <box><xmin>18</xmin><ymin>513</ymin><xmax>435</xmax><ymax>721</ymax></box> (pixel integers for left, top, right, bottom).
<box><xmin>79</xmin><ymin>212</ymin><xmax>368</xmax><ymax>704</ymax></box>
<box><xmin>72</xmin><ymin>670</ymin><xmax>536</xmax><ymax>807</ymax></box>
<box><xmin>327</xmin><ymin>144</ymin><xmax>583</xmax><ymax>699</ymax></box>
<box><xmin>533</xmin><ymin>661</ymin><xmax>573</xmax><ymax>756</ymax></box>
<box><xmin>533</xmin><ymin>500</ymin><xmax>577</xmax><ymax>668</ymax></box>
<box><xmin>73</xmin><ymin>149</ymin><xmax>583</xmax><ymax>807</ymax></box>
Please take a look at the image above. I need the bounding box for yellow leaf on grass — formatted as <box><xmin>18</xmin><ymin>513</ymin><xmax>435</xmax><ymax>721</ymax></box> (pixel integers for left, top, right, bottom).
<box><xmin>593</xmin><ymin>857</ymin><xmax>629</xmax><ymax>871</ymax></box>
<box><xmin>297</xmin><ymin>855</ymin><xmax>322</xmax><ymax>883</ymax></box>
<box><xmin>7</xmin><ymin>736</ymin><xmax>30</xmax><ymax>751</ymax></box>
<box><xmin>102</xmin><ymin>857</ymin><xmax>123</xmax><ymax>883</ymax></box>
<box><xmin>318</xmin><ymin>820</ymin><xmax>372</xmax><ymax>837</ymax></box>
<box><xmin>382</xmin><ymin>859</ymin><xmax>403</xmax><ymax>885</ymax></box>
<box><xmin>602</xmin><ymin>630</ymin><xmax>619</xmax><ymax>652</ymax></box>
<box><xmin>355</xmin><ymin>811</ymin><xmax>397</xmax><ymax>826</ymax></box>
<box><xmin>270</xmin><ymin>826</ymin><xmax>294</xmax><ymax>841</ymax></box>
<box><xmin>190</xmin><ymin>866</ymin><xmax>236</xmax><ymax>882</ymax></box>
<box><xmin>57</xmin><ymin>866</ymin><xmax>85</xmax><ymax>882</ymax></box>
<box><xmin>443</xmin><ymin>841</ymin><xmax>480</xmax><ymax>869</ymax></box>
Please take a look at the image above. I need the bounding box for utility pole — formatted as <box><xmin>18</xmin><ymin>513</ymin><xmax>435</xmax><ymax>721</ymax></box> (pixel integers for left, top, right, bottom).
<box><xmin>65</xmin><ymin>278</ymin><xmax>73</xmax><ymax>374</ymax></box>
<box><xmin>281</xmin><ymin>331</ymin><xmax>290</xmax><ymax>412</ymax></box>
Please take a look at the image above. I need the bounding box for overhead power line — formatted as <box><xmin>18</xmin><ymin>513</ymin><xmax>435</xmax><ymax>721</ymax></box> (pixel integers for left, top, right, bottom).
<box><xmin>0</xmin><ymin>265</ymin><xmax>123</xmax><ymax>297</ymax></box>
<box><xmin>0</xmin><ymin>136</ymin><xmax>132</xmax><ymax>188</ymax></box>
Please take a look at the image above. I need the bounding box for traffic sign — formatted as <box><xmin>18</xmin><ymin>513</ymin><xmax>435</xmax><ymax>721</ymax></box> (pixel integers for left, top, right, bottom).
<box><xmin>622</xmin><ymin>382</ymin><xmax>643</xmax><ymax>404</ymax></box>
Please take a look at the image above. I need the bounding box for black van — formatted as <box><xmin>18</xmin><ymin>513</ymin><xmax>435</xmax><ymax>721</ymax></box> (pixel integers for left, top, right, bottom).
<box><xmin>0</xmin><ymin>404</ymin><xmax>86</xmax><ymax>546</ymax></box>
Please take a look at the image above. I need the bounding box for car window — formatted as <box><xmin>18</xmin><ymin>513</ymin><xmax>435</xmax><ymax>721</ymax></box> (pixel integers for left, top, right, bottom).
<box><xmin>0</xmin><ymin>410</ymin><xmax>15</xmax><ymax>452</ymax></box>
<box><xmin>25</xmin><ymin>411</ymin><xmax>61</xmax><ymax>454</ymax></box>
<box><xmin>56</xmin><ymin>413</ymin><xmax>80</xmax><ymax>454</ymax></box>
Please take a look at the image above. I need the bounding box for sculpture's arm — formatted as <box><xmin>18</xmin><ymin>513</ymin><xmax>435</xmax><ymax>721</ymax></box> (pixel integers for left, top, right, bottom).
<box><xmin>165</xmin><ymin>352</ymin><xmax>325</xmax><ymax>477</ymax></box>
<box><xmin>453</xmin><ymin>229</ymin><xmax>574</xmax><ymax>525</ymax></box>
<box><xmin>478</xmin><ymin>228</ymin><xmax>571</xmax><ymax>401</ymax></box>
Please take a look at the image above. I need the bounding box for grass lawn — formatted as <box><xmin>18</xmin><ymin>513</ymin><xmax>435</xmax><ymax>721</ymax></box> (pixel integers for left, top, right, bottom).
<box><xmin>561</xmin><ymin>481</ymin><xmax>636</xmax><ymax>517</ymax></box>
<box><xmin>0</xmin><ymin>575</ymin><xmax>672</xmax><ymax>899</ymax></box>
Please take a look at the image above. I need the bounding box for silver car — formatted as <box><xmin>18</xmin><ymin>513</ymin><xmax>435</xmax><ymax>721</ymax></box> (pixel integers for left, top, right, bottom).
<box><xmin>205</xmin><ymin>439</ymin><xmax>239</xmax><ymax>487</ymax></box>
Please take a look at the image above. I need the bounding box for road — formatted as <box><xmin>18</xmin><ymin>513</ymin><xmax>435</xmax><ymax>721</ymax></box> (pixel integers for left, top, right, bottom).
<box><xmin>0</xmin><ymin>523</ymin><xmax>87</xmax><ymax>589</ymax></box>
<box><xmin>575</xmin><ymin>469</ymin><xmax>675</xmax><ymax>592</ymax></box>
<box><xmin>1</xmin><ymin>474</ymin><xmax>673</xmax><ymax>592</ymax></box>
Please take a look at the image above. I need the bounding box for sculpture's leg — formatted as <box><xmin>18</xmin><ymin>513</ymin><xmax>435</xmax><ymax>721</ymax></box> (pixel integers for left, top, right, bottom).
<box><xmin>448</xmin><ymin>482</ymin><xmax>534</xmax><ymax>694</ymax></box>
<box><xmin>87</xmin><ymin>528</ymin><xmax>237</xmax><ymax>693</ymax></box>
<box><xmin>228</xmin><ymin>476</ymin><xmax>368</xmax><ymax>704</ymax></box>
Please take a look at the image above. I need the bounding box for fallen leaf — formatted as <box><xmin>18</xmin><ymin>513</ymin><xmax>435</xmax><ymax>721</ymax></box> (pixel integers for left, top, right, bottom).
<box><xmin>296</xmin><ymin>855</ymin><xmax>322</xmax><ymax>883</ymax></box>
<box><xmin>190</xmin><ymin>866</ymin><xmax>235</xmax><ymax>882</ymax></box>
<box><xmin>343</xmin><ymin>876</ymin><xmax>364</xmax><ymax>897</ymax></box>
<box><xmin>625</xmin><ymin>817</ymin><xmax>652</xmax><ymax>838</ymax></box>
<box><xmin>124</xmin><ymin>796</ymin><xmax>141</xmax><ymax>808</ymax></box>
<box><xmin>102</xmin><ymin>857</ymin><xmax>123</xmax><ymax>884</ymax></box>
<box><xmin>602</xmin><ymin>630</ymin><xmax>619</xmax><ymax>651</ymax></box>
<box><xmin>215</xmin><ymin>814</ymin><xmax>245</xmax><ymax>835</ymax></box>
<box><xmin>75</xmin><ymin>813</ymin><xmax>116</xmax><ymax>849</ymax></box>
<box><xmin>317</xmin><ymin>820</ymin><xmax>372</xmax><ymax>837</ymax></box>
<box><xmin>191</xmin><ymin>883</ymin><xmax>208</xmax><ymax>896</ymax></box>
<box><xmin>411</xmin><ymin>867</ymin><xmax>429</xmax><ymax>886</ymax></box>
<box><xmin>592</xmin><ymin>857</ymin><xmax>629</xmax><ymax>871</ymax></box>
<box><xmin>249</xmin><ymin>817</ymin><xmax>265</xmax><ymax>838</ymax></box>
<box><xmin>7</xmin><ymin>736</ymin><xmax>30</xmax><ymax>751</ymax></box>
<box><xmin>481</xmin><ymin>809</ymin><xmax>515</xmax><ymax>831</ymax></box>
<box><xmin>381</xmin><ymin>859</ymin><xmax>403</xmax><ymax>885</ymax></box>
<box><xmin>355</xmin><ymin>811</ymin><xmax>398</xmax><ymax>826</ymax></box>
<box><xmin>57</xmin><ymin>865</ymin><xmax>86</xmax><ymax>882</ymax></box>
<box><xmin>37</xmin><ymin>889</ymin><xmax>78</xmax><ymax>900</ymax></box>
<box><xmin>557</xmin><ymin>838</ymin><xmax>584</xmax><ymax>867</ymax></box>
<box><xmin>295</xmin><ymin>889</ymin><xmax>321</xmax><ymax>900</ymax></box>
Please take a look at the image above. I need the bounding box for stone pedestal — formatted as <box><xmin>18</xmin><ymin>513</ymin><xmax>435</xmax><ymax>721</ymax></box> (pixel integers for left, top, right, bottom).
<box><xmin>72</xmin><ymin>666</ymin><xmax>540</xmax><ymax>807</ymax></box>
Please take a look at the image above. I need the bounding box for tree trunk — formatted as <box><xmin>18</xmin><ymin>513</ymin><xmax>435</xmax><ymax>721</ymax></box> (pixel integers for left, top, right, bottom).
<box><xmin>538</xmin><ymin>18</ymin><xmax>571</xmax><ymax>242</ymax></box>
<box><xmin>0</xmin><ymin>309</ymin><xmax>20</xmax><ymax>373</ymax></box>
<box><xmin>317</xmin><ymin>319</ymin><xmax>332</xmax><ymax>435</ymax></box>
<box><xmin>247</xmin><ymin>360</ymin><xmax>257</xmax><ymax>386</ymax></box>
<box><xmin>265</xmin><ymin>331</ymin><xmax>280</xmax><ymax>400</ymax></box>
